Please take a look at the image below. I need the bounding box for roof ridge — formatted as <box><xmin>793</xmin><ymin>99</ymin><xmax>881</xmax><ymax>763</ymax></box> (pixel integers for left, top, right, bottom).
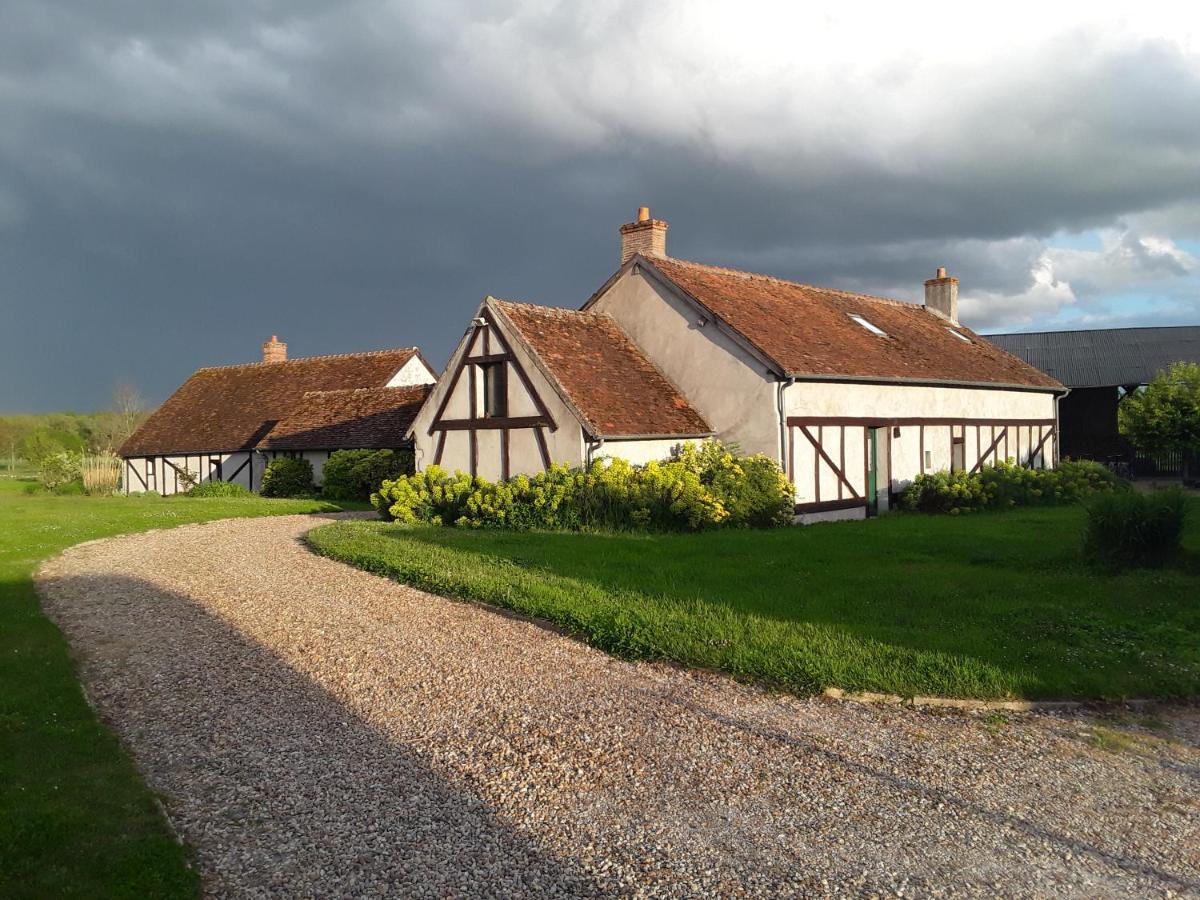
<box><xmin>985</xmin><ymin>324</ymin><xmax>1200</xmax><ymax>338</ymax></box>
<box><xmin>195</xmin><ymin>347</ymin><xmax>418</xmax><ymax>373</ymax></box>
<box><xmin>657</xmin><ymin>257</ymin><xmax>916</xmax><ymax>309</ymax></box>
<box><xmin>301</xmin><ymin>385</ymin><xmax>426</xmax><ymax>397</ymax></box>
<box><xmin>491</xmin><ymin>298</ymin><xmax>602</xmax><ymax>319</ymax></box>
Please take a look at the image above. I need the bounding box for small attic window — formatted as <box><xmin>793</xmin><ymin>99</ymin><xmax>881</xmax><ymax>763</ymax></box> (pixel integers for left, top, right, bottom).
<box><xmin>945</xmin><ymin>327</ymin><xmax>972</xmax><ymax>344</ymax></box>
<box><xmin>849</xmin><ymin>314</ymin><xmax>888</xmax><ymax>338</ymax></box>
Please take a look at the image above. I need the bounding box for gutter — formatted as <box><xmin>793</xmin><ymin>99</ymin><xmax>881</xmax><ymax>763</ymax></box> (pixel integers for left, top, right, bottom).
<box><xmin>784</xmin><ymin>372</ymin><xmax>1067</xmax><ymax>394</ymax></box>
<box><xmin>777</xmin><ymin>376</ymin><xmax>796</xmax><ymax>470</ymax></box>
<box><xmin>1054</xmin><ymin>386</ymin><xmax>1071</xmax><ymax>465</ymax></box>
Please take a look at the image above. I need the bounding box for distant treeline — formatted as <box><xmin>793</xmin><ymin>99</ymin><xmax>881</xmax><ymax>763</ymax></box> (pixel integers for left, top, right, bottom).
<box><xmin>0</xmin><ymin>387</ymin><xmax>152</xmax><ymax>468</ymax></box>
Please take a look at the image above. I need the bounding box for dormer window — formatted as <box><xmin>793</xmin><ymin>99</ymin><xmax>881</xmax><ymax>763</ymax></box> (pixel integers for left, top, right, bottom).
<box><xmin>945</xmin><ymin>327</ymin><xmax>972</xmax><ymax>344</ymax></box>
<box><xmin>849</xmin><ymin>314</ymin><xmax>888</xmax><ymax>338</ymax></box>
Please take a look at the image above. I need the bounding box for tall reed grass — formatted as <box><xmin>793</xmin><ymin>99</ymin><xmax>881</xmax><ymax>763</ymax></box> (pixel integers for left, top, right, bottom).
<box><xmin>81</xmin><ymin>454</ymin><xmax>121</xmax><ymax>496</ymax></box>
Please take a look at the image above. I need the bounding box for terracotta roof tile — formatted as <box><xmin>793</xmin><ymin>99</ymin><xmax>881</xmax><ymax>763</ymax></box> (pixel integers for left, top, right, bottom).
<box><xmin>121</xmin><ymin>348</ymin><xmax>422</xmax><ymax>456</ymax></box>
<box><xmin>263</xmin><ymin>385</ymin><xmax>431</xmax><ymax>450</ymax></box>
<box><xmin>492</xmin><ymin>300</ymin><xmax>711</xmax><ymax>438</ymax></box>
<box><xmin>645</xmin><ymin>257</ymin><xmax>1062</xmax><ymax>390</ymax></box>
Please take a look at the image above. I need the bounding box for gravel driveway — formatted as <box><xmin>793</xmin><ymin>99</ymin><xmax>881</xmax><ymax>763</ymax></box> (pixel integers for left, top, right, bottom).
<box><xmin>37</xmin><ymin>514</ymin><xmax>1200</xmax><ymax>898</ymax></box>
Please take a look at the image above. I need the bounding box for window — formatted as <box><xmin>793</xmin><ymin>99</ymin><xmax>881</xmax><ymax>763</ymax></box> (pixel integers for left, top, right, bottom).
<box><xmin>945</xmin><ymin>327</ymin><xmax>972</xmax><ymax>344</ymax></box>
<box><xmin>849</xmin><ymin>314</ymin><xmax>888</xmax><ymax>337</ymax></box>
<box><xmin>924</xmin><ymin>450</ymin><xmax>933</xmax><ymax>470</ymax></box>
<box><xmin>481</xmin><ymin>362</ymin><xmax>507</xmax><ymax>417</ymax></box>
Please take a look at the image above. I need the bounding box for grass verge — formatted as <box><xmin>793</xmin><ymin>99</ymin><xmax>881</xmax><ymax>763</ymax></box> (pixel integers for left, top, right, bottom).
<box><xmin>307</xmin><ymin>500</ymin><xmax>1200</xmax><ymax>701</ymax></box>
<box><xmin>0</xmin><ymin>479</ymin><xmax>343</xmax><ymax>898</ymax></box>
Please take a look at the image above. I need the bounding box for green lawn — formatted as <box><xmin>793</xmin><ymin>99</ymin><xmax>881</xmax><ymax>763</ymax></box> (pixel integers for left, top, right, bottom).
<box><xmin>309</xmin><ymin>501</ymin><xmax>1200</xmax><ymax>701</ymax></box>
<box><xmin>0</xmin><ymin>479</ymin><xmax>344</xmax><ymax>899</ymax></box>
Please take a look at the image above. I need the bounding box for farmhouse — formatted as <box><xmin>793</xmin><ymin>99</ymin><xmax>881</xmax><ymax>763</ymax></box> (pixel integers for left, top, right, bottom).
<box><xmin>412</xmin><ymin>209</ymin><xmax>1065</xmax><ymax>521</ymax></box>
<box><xmin>121</xmin><ymin>336</ymin><xmax>435</xmax><ymax>495</ymax></box>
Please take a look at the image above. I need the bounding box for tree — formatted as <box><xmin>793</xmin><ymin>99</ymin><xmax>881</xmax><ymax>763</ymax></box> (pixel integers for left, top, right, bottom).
<box><xmin>1119</xmin><ymin>361</ymin><xmax>1200</xmax><ymax>480</ymax></box>
<box><xmin>92</xmin><ymin>383</ymin><xmax>149</xmax><ymax>453</ymax></box>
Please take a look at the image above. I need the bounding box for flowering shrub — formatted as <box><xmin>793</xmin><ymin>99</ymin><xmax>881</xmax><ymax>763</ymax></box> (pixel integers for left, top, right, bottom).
<box><xmin>372</xmin><ymin>442</ymin><xmax>794</xmax><ymax>532</ymax></box>
<box><xmin>900</xmin><ymin>459</ymin><xmax>1120</xmax><ymax>515</ymax></box>
<box><xmin>38</xmin><ymin>451</ymin><xmax>82</xmax><ymax>493</ymax></box>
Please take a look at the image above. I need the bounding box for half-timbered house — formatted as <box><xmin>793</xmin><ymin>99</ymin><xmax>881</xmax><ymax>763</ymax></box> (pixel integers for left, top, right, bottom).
<box><xmin>120</xmin><ymin>336</ymin><xmax>435</xmax><ymax>495</ymax></box>
<box><xmin>412</xmin><ymin>209</ymin><xmax>1065</xmax><ymax>521</ymax></box>
<box><xmin>409</xmin><ymin>298</ymin><xmax>712</xmax><ymax>478</ymax></box>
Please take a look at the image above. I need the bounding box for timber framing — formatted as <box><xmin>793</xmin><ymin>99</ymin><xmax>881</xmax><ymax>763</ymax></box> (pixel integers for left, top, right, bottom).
<box><xmin>787</xmin><ymin>416</ymin><xmax>1055</xmax><ymax>428</ymax></box>
<box><xmin>425</xmin><ymin>305</ymin><xmax>562</xmax><ymax>476</ymax></box>
<box><xmin>785</xmin><ymin>414</ymin><xmax>1057</xmax><ymax>519</ymax></box>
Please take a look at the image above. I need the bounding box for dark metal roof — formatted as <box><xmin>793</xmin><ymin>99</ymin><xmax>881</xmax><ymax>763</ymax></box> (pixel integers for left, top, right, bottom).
<box><xmin>983</xmin><ymin>325</ymin><xmax>1200</xmax><ymax>388</ymax></box>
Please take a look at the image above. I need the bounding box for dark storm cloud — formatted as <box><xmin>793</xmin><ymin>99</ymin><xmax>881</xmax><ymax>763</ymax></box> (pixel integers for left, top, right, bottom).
<box><xmin>2</xmin><ymin>2</ymin><xmax>1199</xmax><ymax>409</ymax></box>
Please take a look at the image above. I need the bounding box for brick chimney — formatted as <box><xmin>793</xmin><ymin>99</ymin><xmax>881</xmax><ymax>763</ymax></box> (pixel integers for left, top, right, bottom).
<box><xmin>923</xmin><ymin>267</ymin><xmax>959</xmax><ymax>325</ymax></box>
<box><xmin>619</xmin><ymin>206</ymin><xmax>668</xmax><ymax>263</ymax></box>
<box><xmin>262</xmin><ymin>335</ymin><xmax>287</xmax><ymax>363</ymax></box>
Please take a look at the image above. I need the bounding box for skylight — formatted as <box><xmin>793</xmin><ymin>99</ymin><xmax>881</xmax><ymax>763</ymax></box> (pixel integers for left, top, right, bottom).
<box><xmin>945</xmin><ymin>327</ymin><xmax>972</xmax><ymax>344</ymax></box>
<box><xmin>849</xmin><ymin>314</ymin><xmax>888</xmax><ymax>338</ymax></box>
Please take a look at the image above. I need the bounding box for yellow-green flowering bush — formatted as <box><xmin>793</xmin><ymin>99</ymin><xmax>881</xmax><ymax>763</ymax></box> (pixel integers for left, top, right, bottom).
<box><xmin>901</xmin><ymin>458</ymin><xmax>1120</xmax><ymax>514</ymax></box>
<box><xmin>371</xmin><ymin>442</ymin><xmax>793</xmax><ymax>531</ymax></box>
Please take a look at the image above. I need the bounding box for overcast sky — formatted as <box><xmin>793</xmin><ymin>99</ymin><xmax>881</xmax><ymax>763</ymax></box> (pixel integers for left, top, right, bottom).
<box><xmin>3</xmin><ymin>1</ymin><xmax>1199</xmax><ymax>411</ymax></box>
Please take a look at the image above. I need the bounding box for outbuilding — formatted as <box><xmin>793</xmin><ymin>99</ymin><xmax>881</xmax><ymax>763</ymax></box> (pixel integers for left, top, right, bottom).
<box><xmin>985</xmin><ymin>325</ymin><xmax>1200</xmax><ymax>475</ymax></box>
<box><xmin>121</xmin><ymin>336</ymin><xmax>435</xmax><ymax>495</ymax></box>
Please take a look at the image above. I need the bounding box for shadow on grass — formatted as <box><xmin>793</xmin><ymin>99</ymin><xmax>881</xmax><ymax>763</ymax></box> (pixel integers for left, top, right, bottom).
<box><xmin>35</xmin><ymin>572</ymin><xmax>607</xmax><ymax>897</ymax></box>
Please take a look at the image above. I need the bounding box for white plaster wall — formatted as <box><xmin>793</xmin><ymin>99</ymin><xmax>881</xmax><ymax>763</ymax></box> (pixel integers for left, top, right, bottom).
<box><xmin>795</xmin><ymin>506</ymin><xmax>867</xmax><ymax>525</ymax></box>
<box><xmin>592</xmin><ymin>437</ymin><xmax>691</xmax><ymax>467</ymax></box>
<box><xmin>588</xmin><ymin>268</ymin><xmax>780</xmax><ymax>458</ymax></box>
<box><xmin>386</xmin><ymin>355</ymin><xmax>437</xmax><ymax>386</ymax></box>
<box><xmin>785</xmin><ymin>380</ymin><xmax>1055</xmax><ymax>421</ymax></box>
<box><xmin>410</xmin><ymin>308</ymin><xmax>586</xmax><ymax>477</ymax></box>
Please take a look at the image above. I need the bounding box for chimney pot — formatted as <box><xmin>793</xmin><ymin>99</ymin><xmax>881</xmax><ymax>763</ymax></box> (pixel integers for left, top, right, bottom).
<box><xmin>262</xmin><ymin>334</ymin><xmax>287</xmax><ymax>363</ymax></box>
<box><xmin>923</xmin><ymin>268</ymin><xmax>959</xmax><ymax>325</ymax></box>
<box><xmin>619</xmin><ymin>207</ymin><xmax>668</xmax><ymax>263</ymax></box>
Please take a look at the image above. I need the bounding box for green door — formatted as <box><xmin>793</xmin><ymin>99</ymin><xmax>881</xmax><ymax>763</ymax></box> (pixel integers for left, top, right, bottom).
<box><xmin>866</xmin><ymin>428</ymin><xmax>878</xmax><ymax>517</ymax></box>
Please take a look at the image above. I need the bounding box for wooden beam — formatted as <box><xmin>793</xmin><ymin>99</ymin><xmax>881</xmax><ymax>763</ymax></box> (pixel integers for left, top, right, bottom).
<box><xmin>970</xmin><ymin>427</ymin><xmax>1008</xmax><ymax>474</ymax></box>
<box><xmin>481</xmin><ymin>309</ymin><xmax>558</xmax><ymax>431</ymax></box>
<box><xmin>795</xmin><ymin>498</ymin><xmax>864</xmax><ymax>514</ymax></box>
<box><xmin>798</xmin><ymin>425</ymin><xmax>860</xmax><ymax>499</ymax></box>
<box><xmin>534</xmin><ymin>426</ymin><xmax>551</xmax><ymax>471</ymax></box>
<box><xmin>432</xmin><ymin>415</ymin><xmax>550</xmax><ymax>431</ymax></box>
<box><xmin>787</xmin><ymin>415</ymin><xmax>1054</xmax><ymax>428</ymax></box>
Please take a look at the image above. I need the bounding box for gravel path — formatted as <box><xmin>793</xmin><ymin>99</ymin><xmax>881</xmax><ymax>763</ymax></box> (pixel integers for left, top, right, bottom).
<box><xmin>37</xmin><ymin>514</ymin><xmax>1200</xmax><ymax>898</ymax></box>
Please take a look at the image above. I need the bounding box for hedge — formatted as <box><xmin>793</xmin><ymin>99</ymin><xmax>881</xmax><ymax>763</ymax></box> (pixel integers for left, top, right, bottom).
<box><xmin>322</xmin><ymin>449</ymin><xmax>414</xmax><ymax>501</ymax></box>
<box><xmin>260</xmin><ymin>457</ymin><xmax>315</xmax><ymax>498</ymax></box>
<box><xmin>899</xmin><ymin>459</ymin><xmax>1120</xmax><ymax>515</ymax></box>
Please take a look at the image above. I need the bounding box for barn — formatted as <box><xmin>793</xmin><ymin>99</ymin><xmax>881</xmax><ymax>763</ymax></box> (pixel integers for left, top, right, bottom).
<box><xmin>985</xmin><ymin>325</ymin><xmax>1200</xmax><ymax>474</ymax></box>
<box><xmin>412</xmin><ymin>208</ymin><xmax>1065</xmax><ymax>521</ymax></box>
<box><xmin>121</xmin><ymin>336</ymin><xmax>435</xmax><ymax>495</ymax></box>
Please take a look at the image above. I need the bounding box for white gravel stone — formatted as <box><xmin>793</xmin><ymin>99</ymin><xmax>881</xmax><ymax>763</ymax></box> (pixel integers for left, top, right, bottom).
<box><xmin>35</xmin><ymin>514</ymin><xmax>1200</xmax><ymax>898</ymax></box>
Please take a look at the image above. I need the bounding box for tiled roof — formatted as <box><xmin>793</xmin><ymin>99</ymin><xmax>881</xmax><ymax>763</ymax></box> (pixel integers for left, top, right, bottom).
<box><xmin>121</xmin><ymin>348</ymin><xmax>422</xmax><ymax>456</ymax></box>
<box><xmin>263</xmin><ymin>386</ymin><xmax>431</xmax><ymax>450</ymax></box>
<box><xmin>641</xmin><ymin>257</ymin><xmax>1062</xmax><ymax>390</ymax></box>
<box><xmin>491</xmin><ymin>300</ymin><xmax>711</xmax><ymax>438</ymax></box>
